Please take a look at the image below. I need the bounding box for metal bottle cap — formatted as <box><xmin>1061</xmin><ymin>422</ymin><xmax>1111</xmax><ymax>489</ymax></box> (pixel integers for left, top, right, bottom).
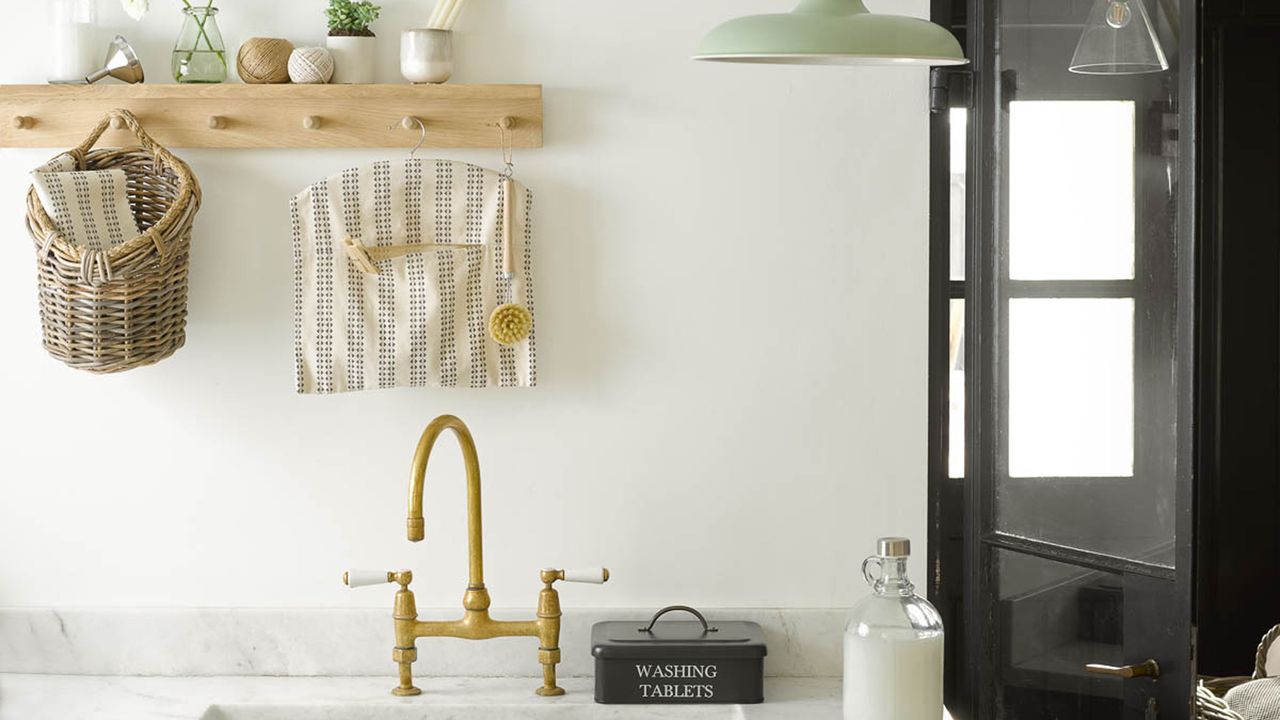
<box><xmin>877</xmin><ymin>537</ymin><xmax>911</xmax><ymax>558</ymax></box>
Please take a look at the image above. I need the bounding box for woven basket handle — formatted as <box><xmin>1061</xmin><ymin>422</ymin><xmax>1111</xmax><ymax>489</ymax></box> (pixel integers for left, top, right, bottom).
<box><xmin>74</xmin><ymin>109</ymin><xmax>179</xmax><ymax>169</ymax></box>
<box><xmin>67</xmin><ymin>109</ymin><xmax>196</xmax><ymax>246</ymax></box>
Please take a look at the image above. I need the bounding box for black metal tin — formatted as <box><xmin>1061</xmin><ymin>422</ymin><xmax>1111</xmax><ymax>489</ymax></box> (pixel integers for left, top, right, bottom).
<box><xmin>592</xmin><ymin>606</ymin><xmax>766</xmax><ymax>704</ymax></box>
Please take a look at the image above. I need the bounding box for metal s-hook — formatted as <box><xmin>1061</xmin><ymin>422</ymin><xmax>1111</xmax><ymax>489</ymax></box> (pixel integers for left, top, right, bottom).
<box><xmin>495</xmin><ymin>117</ymin><xmax>515</xmax><ymax>179</ymax></box>
<box><xmin>393</xmin><ymin>116</ymin><xmax>428</xmax><ymax>157</ymax></box>
<box><xmin>494</xmin><ymin>117</ymin><xmax>517</xmax><ymax>278</ymax></box>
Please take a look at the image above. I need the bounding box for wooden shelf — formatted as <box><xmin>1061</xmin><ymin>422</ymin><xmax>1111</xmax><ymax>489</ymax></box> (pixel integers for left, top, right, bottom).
<box><xmin>0</xmin><ymin>83</ymin><xmax>542</xmax><ymax>149</ymax></box>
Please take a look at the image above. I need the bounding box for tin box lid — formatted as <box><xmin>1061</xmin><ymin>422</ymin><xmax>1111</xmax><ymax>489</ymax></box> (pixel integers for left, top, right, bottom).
<box><xmin>591</xmin><ymin>606</ymin><xmax>767</xmax><ymax>660</ymax></box>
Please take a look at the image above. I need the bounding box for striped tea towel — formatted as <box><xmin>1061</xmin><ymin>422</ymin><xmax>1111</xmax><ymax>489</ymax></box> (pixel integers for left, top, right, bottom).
<box><xmin>31</xmin><ymin>153</ymin><xmax>140</xmax><ymax>251</ymax></box>
<box><xmin>290</xmin><ymin>159</ymin><xmax>536</xmax><ymax>394</ymax></box>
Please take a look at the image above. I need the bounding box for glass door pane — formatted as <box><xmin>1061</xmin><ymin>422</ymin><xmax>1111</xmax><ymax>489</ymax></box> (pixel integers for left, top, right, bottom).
<box><xmin>950</xmin><ymin>298</ymin><xmax>966</xmax><ymax>479</ymax></box>
<box><xmin>1007</xmin><ymin>298</ymin><xmax>1134</xmax><ymax>479</ymax></box>
<box><xmin>1008</xmin><ymin>101</ymin><xmax>1136</xmax><ymax>281</ymax></box>
<box><xmin>989</xmin><ymin>0</ymin><xmax>1181</xmax><ymax>569</ymax></box>
<box><xmin>994</xmin><ymin>549</ymin><xmax>1126</xmax><ymax>719</ymax></box>
<box><xmin>951</xmin><ymin>108</ymin><xmax>969</xmax><ymax>282</ymax></box>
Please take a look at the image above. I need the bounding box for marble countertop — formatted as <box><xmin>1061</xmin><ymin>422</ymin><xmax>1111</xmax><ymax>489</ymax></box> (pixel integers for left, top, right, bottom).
<box><xmin>0</xmin><ymin>675</ymin><xmax>842</xmax><ymax>720</ymax></box>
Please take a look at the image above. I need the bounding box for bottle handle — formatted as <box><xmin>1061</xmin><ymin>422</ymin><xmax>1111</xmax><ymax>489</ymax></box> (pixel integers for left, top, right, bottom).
<box><xmin>861</xmin><ymin>555</ymin><xmax>883</xmax><ymax>587</ymax></box>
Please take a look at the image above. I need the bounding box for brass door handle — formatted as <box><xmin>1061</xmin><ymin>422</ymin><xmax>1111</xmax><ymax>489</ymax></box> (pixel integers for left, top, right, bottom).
<box><xmin>1085</xmin><ymin>659</ymin><xmax>1161</xmax><ymax>679</ymax></box>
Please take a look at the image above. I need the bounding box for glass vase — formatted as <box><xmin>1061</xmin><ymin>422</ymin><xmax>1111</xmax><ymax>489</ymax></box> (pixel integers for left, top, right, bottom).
<box><xmin>172</xmin><ymin>5</ymin><xmax>227</xmax><ymax>83</ymax></box>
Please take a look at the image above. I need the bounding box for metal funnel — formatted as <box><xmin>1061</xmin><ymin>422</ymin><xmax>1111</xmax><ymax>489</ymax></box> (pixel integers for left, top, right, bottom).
<box><xmin>86</xmin><ymin>36</ymin><xmax>145</xmax><ymax>84</ymax></box>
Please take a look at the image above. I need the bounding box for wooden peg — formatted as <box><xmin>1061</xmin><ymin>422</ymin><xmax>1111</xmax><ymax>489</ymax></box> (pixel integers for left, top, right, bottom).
<box><xmin>11</xmin><ymin>116</ymin><xmax>34</xmax><ymax>130</ymax></box>
<box><xmin>400</xmin><ymin>116</ymin><xmax>420</xmax><ymax>131</ymax></box>
<box><xmin>498</xmin><ymin>116</ymin><xmax>515</xmax><ymax>130</ymax></box>
<box><xmin>303</xmin><ymin>116</ymin><xmax>322</xmax><ymax>130</ymax></box>
<box><xmin>109</xmin><ymin>116</ymin><xmax>126</xmax><ymax>130</ymax></box>
<box><xmin>208</xmin><ymin>115</ymin><xmax>228</xmax><ymax>130</ymax></box>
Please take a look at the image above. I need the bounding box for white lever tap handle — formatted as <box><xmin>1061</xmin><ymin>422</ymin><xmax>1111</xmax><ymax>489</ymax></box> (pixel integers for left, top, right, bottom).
<box><xmin>343</xmin><ymin>570</ymin><xmax>393</xmax><ymax>588</ymax></box>
<box><xmin>560</xmin><ymin>567</ymin><xmax>610</xmax><ymax>584</ymax></box>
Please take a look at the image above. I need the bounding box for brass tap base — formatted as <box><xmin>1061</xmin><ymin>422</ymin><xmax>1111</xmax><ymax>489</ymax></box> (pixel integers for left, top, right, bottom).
<box><xmin>536</xmin><ymin>686</ymin><xmax>566</xmax><ymax>697</ymax></box>
<box><xmin>392</xmin><ymin>686</ymin><xmax>423</xmax><ymax>697</ymax></box>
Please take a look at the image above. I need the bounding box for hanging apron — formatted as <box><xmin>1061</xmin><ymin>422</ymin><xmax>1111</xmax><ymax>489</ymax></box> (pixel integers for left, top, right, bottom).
<box><xmin>290</xmin><ymin>159</ymin><xmax>535</xmax><ymax>393</ymax></box>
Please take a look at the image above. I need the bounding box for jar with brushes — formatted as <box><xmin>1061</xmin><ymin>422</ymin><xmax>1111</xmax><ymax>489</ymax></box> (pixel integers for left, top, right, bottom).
<box><xmin>402</xmin><ymin>0</ymin><xmax>473</xmax><ymax>83</ymax></box>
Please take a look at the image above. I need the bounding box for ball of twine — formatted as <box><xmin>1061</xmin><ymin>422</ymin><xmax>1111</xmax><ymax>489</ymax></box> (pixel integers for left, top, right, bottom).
<box><xmin>288</xmin><ymin>47</ymin><xmax>335</xmax><ymax>84</ymax></box>
<box><xmin>237</xmin><ymin>37</ymin><xmax>295</xmax><ymax>84</ymax></box>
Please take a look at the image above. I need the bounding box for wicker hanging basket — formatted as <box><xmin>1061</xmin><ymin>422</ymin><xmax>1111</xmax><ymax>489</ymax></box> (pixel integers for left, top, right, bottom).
<box><xmin>24</xmin><ymin>109</ymin><xmax>201</xmax><ymax>373</ymax></box>
<box><xmin>1198</xmin><ymin>682</ymin><xmax>1245</xmax><ymax>720</ymax></box>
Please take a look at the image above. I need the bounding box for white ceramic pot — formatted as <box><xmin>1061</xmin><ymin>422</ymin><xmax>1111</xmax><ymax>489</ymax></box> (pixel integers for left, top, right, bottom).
<box><xmin>400</xmin><ymin>28</ymin><xmax>453</xmax><ymax>84</ymax></box>
<box><xmin>326</xmin><ymin>35</ymin><xmax>377</xmax><ymax>84</ymax></box>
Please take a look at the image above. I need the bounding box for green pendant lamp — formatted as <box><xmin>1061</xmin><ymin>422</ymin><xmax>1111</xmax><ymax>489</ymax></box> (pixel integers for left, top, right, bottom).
<box><xmin>693</xmin><ymin>0</ymin><xmax>966</xmax><ymax>66</ymax></box>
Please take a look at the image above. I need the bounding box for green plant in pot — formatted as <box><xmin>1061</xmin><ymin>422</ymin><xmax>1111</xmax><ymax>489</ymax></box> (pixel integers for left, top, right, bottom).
<box><xmin>325</xmin><ymin>0</ymin><xmax>382</xmax><ymax>83</ymax></box>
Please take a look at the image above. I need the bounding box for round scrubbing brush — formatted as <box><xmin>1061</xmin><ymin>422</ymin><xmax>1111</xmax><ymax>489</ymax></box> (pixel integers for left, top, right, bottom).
<box><xmin>488</xmin><ymin>174</ymin><xmax>533</xmax><ymax>346</ymax></box>
<box><xmin>489</xmin><ymin>303</ymin><xmax>532</xmax><ymax>346</ymax></box>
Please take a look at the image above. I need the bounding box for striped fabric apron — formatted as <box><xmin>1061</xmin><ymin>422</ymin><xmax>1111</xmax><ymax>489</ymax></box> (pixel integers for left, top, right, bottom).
<box><xmin>290</xmin><ymin>159</ymin><xmax>535</xmax><ymax>393</ymax></box>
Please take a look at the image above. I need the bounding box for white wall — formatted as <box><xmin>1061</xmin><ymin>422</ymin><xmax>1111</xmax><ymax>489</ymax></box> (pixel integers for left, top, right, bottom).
<box><xmin>0</xmin><ymin>0</ymin><xmax>930</xmax><ymax>609</ymax></box>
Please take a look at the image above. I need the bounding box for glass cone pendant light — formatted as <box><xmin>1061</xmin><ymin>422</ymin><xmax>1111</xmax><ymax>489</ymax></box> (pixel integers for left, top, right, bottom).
<box><xmin>1069</xmin><ymin>0</ymin><xmax>1168</xmax><ymax>75</ymax></box>
<box><xmin>693</xmin><ymin>0</ymin><xmax>967</xmax><ymax>67</ymax></box>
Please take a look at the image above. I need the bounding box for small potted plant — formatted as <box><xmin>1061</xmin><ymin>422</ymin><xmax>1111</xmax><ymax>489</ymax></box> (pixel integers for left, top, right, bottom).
<box><xmin>325</xmin><ymin>0</ymin><xmax>381</xmax><ymax>84</ymax></box>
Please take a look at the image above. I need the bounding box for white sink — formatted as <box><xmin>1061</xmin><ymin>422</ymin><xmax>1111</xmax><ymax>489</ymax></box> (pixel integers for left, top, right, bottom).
<box><xmin>201</xmin><ymin>705</ymin><xmax>744</xmax><ymax>719</ymax></box>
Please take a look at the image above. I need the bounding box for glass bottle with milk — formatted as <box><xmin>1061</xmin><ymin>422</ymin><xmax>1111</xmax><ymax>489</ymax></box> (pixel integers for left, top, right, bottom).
<box><xmin>843</xmin><ymin>537</ymin><xmax>944</xmax><ymax>720</ymax></box>
<box><xmin>49</xmin><ymin>0</ymin><xmax>100</xmax><ymax>84</ymax></box>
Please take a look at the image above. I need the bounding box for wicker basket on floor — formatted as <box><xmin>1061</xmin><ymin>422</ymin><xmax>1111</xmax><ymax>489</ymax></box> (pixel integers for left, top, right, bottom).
<box><xmin>1198</xmin><ymin>682</ymin><xmax>1245</xmax><ymax>720</ymax></box>
<box><xmin>24</xmin><ymin>109</ymin><xmax>201</xmax><ymax>373</ymax></box>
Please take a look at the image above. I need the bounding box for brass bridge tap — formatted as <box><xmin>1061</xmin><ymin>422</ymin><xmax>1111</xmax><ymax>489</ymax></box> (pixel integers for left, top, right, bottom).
<box><xmin>344</xmin><ymin>415</ymin><xmax>609</xmax><ymax>697</ymax></box>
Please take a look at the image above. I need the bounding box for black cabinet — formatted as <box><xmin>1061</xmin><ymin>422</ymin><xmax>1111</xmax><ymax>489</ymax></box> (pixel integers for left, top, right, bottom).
<box><xmin>1196</xmin><ymin>5</ymin><xmax>1280</xmax><ymax>678</ymax></box>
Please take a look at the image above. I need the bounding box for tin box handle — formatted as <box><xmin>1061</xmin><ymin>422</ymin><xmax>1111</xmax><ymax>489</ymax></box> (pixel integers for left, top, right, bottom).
<box><xmin>639</xmin><ymin>605</ymin><xmax>719</xmax><ymax>634</ymax></box>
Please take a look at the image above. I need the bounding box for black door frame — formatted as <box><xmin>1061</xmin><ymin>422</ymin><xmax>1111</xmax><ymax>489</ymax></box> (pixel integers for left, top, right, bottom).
<box><xmin>1194</xmin><ymin>4</ymin><xmax>1280</xmax><ymax>677</ymax></box>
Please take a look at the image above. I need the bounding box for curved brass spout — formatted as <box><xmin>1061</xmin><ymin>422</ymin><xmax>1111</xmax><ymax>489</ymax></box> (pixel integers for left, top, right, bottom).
<box><xmin>407</xmin><ymin>415</ymin><xmax>484</xmax><ymax>589</ymax></box>
<box><xmin>355</xmin><ymin>414</ymin><xmax>610</xmax><ymax>697</ymax></box>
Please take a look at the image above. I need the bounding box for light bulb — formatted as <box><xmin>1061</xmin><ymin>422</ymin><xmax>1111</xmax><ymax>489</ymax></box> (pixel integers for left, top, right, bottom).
<box><xmin>1105</xmin><ymin>1</ymin><xmax>1132</xmax><ymax>29</ymax></box>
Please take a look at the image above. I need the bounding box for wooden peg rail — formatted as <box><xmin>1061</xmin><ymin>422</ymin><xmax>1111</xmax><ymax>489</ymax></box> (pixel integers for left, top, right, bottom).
<box><xmin>0</xmin><ymin>83</ymin><xmax>542</xmax><ymax>149</ymax></box>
